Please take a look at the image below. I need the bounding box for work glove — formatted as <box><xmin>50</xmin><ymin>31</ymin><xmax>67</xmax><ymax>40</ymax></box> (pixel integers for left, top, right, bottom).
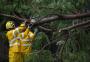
<box><xmin>28</xmin><ymin>23</ymin><xmax>33</xmax><ymax>29</ymax></box>
<box><xmin>34</xmin><ymin>28</ymin><xmax>38</xmax><ymax>34</ymax></box>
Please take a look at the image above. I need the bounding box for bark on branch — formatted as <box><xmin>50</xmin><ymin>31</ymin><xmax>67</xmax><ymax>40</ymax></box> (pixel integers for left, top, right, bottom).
<box><xmin>59</xmin><ymin>20</ymin><xmax>90</xmax><ymax>32</ymax></box>
<box><xmin>33</xmin><ymin>12</ymin><xmax>90</xmax><ymax>26</ymax></box>
<box><xmin>0</xmin><ymin>13</ymin><xmax>26</xmax><ymax>21</ymax></box>
<box><xmin>0</xmin><ymin>12</ymin><xmax>90</xmax><ymax>26</ymax></box>
<box><xmin>38</xmin><ymin>26</ymin><xmax>56</xmax><ymax>32</ymax></box>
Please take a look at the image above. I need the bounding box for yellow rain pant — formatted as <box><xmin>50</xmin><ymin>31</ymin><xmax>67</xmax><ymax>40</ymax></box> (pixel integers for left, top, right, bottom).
<box><xmin>9</xmin><ymin>51</ymin><xmax>31</xmax><ymax>62</ymax></box>
<box><xmin>9</xmin><ymin>52</ymin><xmax>24</xmax><ymax>62</ymax></box>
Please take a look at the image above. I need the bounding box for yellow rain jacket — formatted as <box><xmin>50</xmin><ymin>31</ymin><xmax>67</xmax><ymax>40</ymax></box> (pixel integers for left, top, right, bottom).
<box><xmin>6</xmin><ymin>23</ymin><xmax>26</xmax><ymax>52</ymax></box>
<box><xmin>19</xmin><ymin>27</ymin><xmax>35</xmax><ymax>52</ymax></box>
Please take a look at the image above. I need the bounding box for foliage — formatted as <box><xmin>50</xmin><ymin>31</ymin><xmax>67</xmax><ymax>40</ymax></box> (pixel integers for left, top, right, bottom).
<box><xmin>63</xmin><ymin>29</ymin><xmax>90</xmax><ymax>62</ymax></box>
<box><xmin>33</xmin><ymin>32</ymin><xmax>49</xmax><ymax>50</ymax></box>
<box><xmin>25</xmin><ymin>50</ymin><xmax>54</xmax><ymax>62</ymax></box>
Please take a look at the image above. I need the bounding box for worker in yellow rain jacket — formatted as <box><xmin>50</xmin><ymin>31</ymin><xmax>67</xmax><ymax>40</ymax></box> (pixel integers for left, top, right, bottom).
<box><xmin>18</xmin><ymin>25</ymin><xmax>35</xmax><ymax>62</ymax></box>
<box><xmin>6</xmin><ymin>20</ymin><xmax>35</xmax><ymax>62</ymax></box>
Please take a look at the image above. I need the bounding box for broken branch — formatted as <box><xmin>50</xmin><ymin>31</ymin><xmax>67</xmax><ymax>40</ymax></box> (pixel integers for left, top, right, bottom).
<box><xmin>59</xmin><ymin>20</ymin><xmax>90</xmax><ymax>32</ymax></box>
<box><xmin>33</xmin><ymin>12</ymin><xmax>90</xmax><ymax>26</ymax></box>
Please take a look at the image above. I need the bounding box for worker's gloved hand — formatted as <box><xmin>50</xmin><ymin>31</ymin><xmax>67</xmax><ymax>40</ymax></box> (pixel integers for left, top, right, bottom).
<box><xmin>28</xmin><ymin>23</ymin><xmax>33</xmax><ymax>29</ymax></box>
<box><xmin>34</xmin><ymin>28</ymin><xmax>38</xmax><ymax>34</ymax></box>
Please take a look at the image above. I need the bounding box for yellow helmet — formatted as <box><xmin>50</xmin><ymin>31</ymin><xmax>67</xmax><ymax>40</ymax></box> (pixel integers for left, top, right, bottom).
<box><xmin>18</xmin><ymin>23</ymin><xmax>26</xmax><ymax>32</ymax></box>
<box><xmin>20</xmin><ymin>23</ymin><xmax>25</xmax><ymax>27</ymax></box>
<box><xmin>6</xmin><ymin>21</ymin><xmax>15</xmax><ymax>29</ymax></box>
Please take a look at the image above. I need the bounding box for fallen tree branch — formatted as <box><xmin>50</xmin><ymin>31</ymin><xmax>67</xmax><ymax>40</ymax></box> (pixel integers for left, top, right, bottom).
<box><xmin>0</xmin><ymin>12</ymin><xmax>89</xmax><ymax>31</ymax></box>
<box><xmin>59</xmin><ymin>20</ymin><xmax>90</xmax><ymax>32</ymax></box>
<box><xmin>34</xmin><ymin>20</ymin><xmax>90</xmax><ymax>53</ymax></box>
<box><xmin>33</xmin><ymin>12</ymin><xmax>90</xmax><ymax>26</ymax></box>
<box><xmin>0</xmin><ymin>12</ymin><xmax>90</xmax><ymax>27</ymax></box>
<box><xmin>38</xmin><ymin>26</ymin><xmax>56</xmax><ymax>32</ymax></box>
<box><xmin>0</xmin><ymin>13</ymin><xmax>26</xmax><ymax>21</ymax></box>
<box><xmin>37</xmin><ymin>20</ymin><xmax>90</xmax><ymax>32</ymax></box>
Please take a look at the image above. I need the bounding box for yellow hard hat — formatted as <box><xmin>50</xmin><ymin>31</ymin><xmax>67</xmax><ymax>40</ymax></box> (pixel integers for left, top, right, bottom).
<box><xmin>6</xmin><ymin>21</ymin><xmax>15</xmax><ymax>29</ymax></box>
<box><xmin>18</xmin><ymin>23</ymin><xmax>26</xmax><ymax>32</ymax></box>
<box><xmin>20</xmin><ymin>23</ymin><xmax>25</xmax><ymax>27</ymax></box>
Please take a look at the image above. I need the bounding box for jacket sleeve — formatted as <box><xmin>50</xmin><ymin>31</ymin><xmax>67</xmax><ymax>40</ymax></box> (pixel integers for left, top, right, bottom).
<box><xmin>23</xmin><ymin>27</ymin><xmax>35</xmax><ymax>41</ymax></box>
<box><xmin>6</xmin><ymin>30</ymin><xmax>13</xmax><ymax>41</ymax></box>
<box><xmin>28</xmin><ymin>31</ymin><xmax>35</xmax><ymax>42</ymax></box>
<box><xmin>23</xmin><ymin>27</ymin><xmax>30</xmax><ymax>37</ymax></box>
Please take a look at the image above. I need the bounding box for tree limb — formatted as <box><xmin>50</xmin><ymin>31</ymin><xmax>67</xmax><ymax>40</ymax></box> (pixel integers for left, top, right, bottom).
<box><xmin>33</xmin><ymin>20</ymin><xmax>90</xmax><ymax>53</ymax></box>
<box><xmin>59</xmin><ymin>20</ymin><xmax>90</xmax><ymax>32</ymax></box>
<box><xmin>38</xmin><ymin>20</ymin><xmax>90</xmax><ymax>32</ymax></box>
<box><xmin>33</xmin><ymin>12</ymin><xmax>90</xmax><ymax>26</ymax></box>
<box><xmin>0</xmin><ymin>13</ymin><xmax>26</xmax><ymax>21</ymax></box>
<box><xmin>38</xmin><ymin>26</ymin><xmax>56</xmax><ymax>32</ymax></box>
<box><xmin>0</xmin><ymin>12</ymin><xmax>90</xmax><ymax>26</ymax></box>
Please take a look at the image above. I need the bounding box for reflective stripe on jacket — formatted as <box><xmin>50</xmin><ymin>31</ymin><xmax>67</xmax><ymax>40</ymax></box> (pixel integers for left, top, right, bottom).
<box><xmin>19</xmin><ymin>28</ymin><xmax>35</xmax><ymax>52</ymax></box>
